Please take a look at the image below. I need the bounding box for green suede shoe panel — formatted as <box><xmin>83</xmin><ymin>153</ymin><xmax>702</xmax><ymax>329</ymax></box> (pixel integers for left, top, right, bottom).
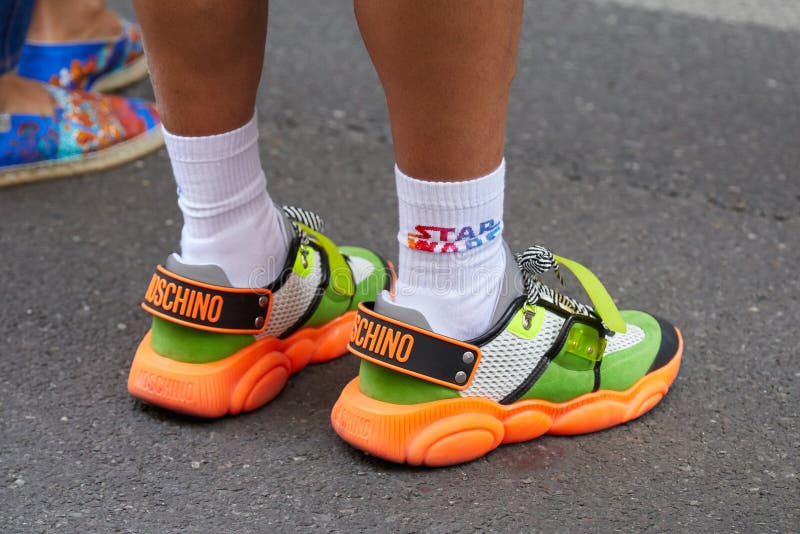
<box><xmin>599</xmin><ymin>310</ymin><xmax>661</xmax><ymax>391</ymax></box>
<box><xmin>358</xmin><ymin>360</ymin><xmax>459</xmax><ymax>404</ymax></box>
<box><xmin>149</xmin><ymin>317</ymin><xmax>253</xmax><ymax>364</ymax></box>
<box><xmin>522</xmin><ymin>325</ymin><xmax>597</xmax><ymax>402</ymax></box>
<box><xmin>305</xmin><ymin>283</ymin><xmax>350</xmax><ymax>328</ymax></box>
<box><xmin>305</xmin><ymin>246</ymin><xmax>387</xmax><ymax>327</ymax></box>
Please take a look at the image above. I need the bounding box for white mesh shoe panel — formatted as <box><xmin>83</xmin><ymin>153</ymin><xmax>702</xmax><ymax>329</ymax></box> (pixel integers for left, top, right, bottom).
<box><xmin>259</xmin><ymin>248</ymin><xmax>323</xmax><ymax>338</ymax></box>
<box><xmin>461</xmin><ymin>310</ymin><xmax>565</xmax><ymax>402</ymax></box>
<box><xmin>605</xmin><ymin>324</ymin><xmax>645</xmax><ymax>354</ymax></box>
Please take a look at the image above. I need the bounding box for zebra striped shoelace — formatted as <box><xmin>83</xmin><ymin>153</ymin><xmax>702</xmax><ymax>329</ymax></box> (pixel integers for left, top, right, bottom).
<box><xmin>283</xmin><ymin>205</ymin><xmax>325</xmax><ymax>233</ymax></box>
<box><xmin>514</xmin><ymin>245</ymin><xmax>594</xmax><ymax>318</ymax></box>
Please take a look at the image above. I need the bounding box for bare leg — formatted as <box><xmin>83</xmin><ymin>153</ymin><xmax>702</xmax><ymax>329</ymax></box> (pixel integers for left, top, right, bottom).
<box><xmin>355</xmin><ymin>0</ymin><xmax>522</xmax><ymax>181</ymax></box>
<box><xmin>132</xmin><ymin>0</ymin><xmax>267</xmax><ymax>135</ymax></box>
<box><xmin>27</xmin><ymin>0</ymin><xmax>122</xmax><ymax>42</ymax></box>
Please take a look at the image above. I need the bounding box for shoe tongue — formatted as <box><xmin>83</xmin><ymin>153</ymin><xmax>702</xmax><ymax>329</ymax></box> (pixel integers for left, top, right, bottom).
<box><xmin>277</xmin><ymin>206</ymin><xmax>296</xmax><ymax>243</ymax></box>
<box><xmin>164</xmin><ymin>209</ymin><xmax>301</xmax><ymax>289</ymax></box>
<box><xmin>165</xmin><ymin>253</ymin><xmax>233</xmax><ymax>286</ymax></box>
<box><xmin>374</xmin><ymin>291</ymin><xmax>434</xmax><ymax>330</ymax></box>
<box><xmin>488</xmin><ymin>241</ymin><xmax>526</xmax><ymax>325</ymax></box>
<box><xmin>375</xmin><ymin>241</ymin><xmax>526</xmax><ymax>334</ymax></box>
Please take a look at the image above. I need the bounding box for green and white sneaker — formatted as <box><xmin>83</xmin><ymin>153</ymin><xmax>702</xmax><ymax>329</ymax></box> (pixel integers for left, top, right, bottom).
<box><xmin>332</xmin><ymin>243</ymin><xmax>682</xmax><ymax>466</ymax></box>
<box><xmin>128</xmin><ymin>206</ymin><xmax>392</xmax><ymax>417</ymax></box>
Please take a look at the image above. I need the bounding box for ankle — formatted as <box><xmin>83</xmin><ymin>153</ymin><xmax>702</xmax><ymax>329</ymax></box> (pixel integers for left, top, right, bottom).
<box><xmin>166</xmin><ymin>115</ymin><xmax>290</xmax><ymax>288</ymax></box>
<box><xmin>0</xmin><ymin>74</ymin><xmax>12</xmax><ymax>112</ymax></box>
<box><xmin>0</xmin><ymin>74</ymin><xmax>53</xmax><ymax>115</ymax></box>
<box><xmin>393</xmin><ymin>160</ymin><xmax>506</xmax><ymax>340</ymax></box>
<box><xmin>27</xmin><ymin>0</ymin><xmax>121</xmax><ymax>43</ymax></box>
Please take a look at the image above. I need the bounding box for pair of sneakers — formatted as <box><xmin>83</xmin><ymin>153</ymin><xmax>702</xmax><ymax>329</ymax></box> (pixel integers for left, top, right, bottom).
<box><xmin>1</xmin><ymin>16</ymin><xmax>161</xmax><ymax>187</ymax></box>
<box><xmin>128</xmin><ymin>206</ymin><xmax>683</xmax><ymax>467</ymax></box>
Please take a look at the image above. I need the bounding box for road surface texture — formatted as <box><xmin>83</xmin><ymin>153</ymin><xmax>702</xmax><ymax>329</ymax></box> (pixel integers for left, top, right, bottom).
<box><xmin>1</xmin><ymin>0</ymin><xmax>797</xmax><ymax>532</ymax></box>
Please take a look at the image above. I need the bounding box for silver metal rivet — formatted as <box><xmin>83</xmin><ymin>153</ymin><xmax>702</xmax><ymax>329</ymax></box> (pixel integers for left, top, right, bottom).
<box><xmin>522</xmin><ymin>309</ymin><xmax>535</xmax><ymax>330</ymax></box>
<box><xmin>258</xmin><ymin>296</ymin><xmax>269</xmax><ymax>308</ymax></box>
<box><xmin>455</xmin><ymin>371</ymin><xmax>467</xmax><ymax>384</ymax></box>
<box><xmin>254</xmin><ymin>317</ymin><xmax>265</xmax><ymax>328</ymax></box>
<box><xmin>462</xmin><ymin>351</ymin><xmax>474</xmax><ymax>365</ymax></box>
<box><xmin>586</xmin><ymin>347</ymin><xmax>593</xmax><ymax>355</ymax></box>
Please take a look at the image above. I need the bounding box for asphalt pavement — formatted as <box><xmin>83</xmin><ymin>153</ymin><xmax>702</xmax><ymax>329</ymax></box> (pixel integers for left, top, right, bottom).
<box><xmin>1</xmin><ymin>0</ymin><xmax>798</xmax><ymax>532</ymax></box>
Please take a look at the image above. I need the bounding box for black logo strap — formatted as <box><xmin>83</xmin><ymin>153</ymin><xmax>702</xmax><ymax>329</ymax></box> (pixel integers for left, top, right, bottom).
<box><xmin>348</xmin><ymin>302</ymin><xmax>481</xmax><ymax>390</ymax></box>
<box><xmin>142</xmin><ymin>265</ymin><xmax>272</xmax><ymax>335</ymax></box>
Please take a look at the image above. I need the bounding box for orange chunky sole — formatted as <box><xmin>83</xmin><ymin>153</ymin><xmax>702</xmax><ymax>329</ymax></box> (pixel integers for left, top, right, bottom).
<box><xmin>128</xmin><ymin>311</ymin><xmax>356</xmax><ymax>418</ymax></box>
<box><xmin>332</xmin><ymin>329</ymin><xmax>683</xmax><ymax>467</ymax></box>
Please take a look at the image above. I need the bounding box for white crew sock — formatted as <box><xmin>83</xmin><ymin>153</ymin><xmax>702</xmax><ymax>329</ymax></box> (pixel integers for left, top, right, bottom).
<box><xmin>163</xmin><ymin>113</ymin><xmax>288</xmax><ymax>288</ymax></box>
<box><xmin>394</xmin><ymin>160</ymin><xmax>506</xmax><ymax>340</ymax></box>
